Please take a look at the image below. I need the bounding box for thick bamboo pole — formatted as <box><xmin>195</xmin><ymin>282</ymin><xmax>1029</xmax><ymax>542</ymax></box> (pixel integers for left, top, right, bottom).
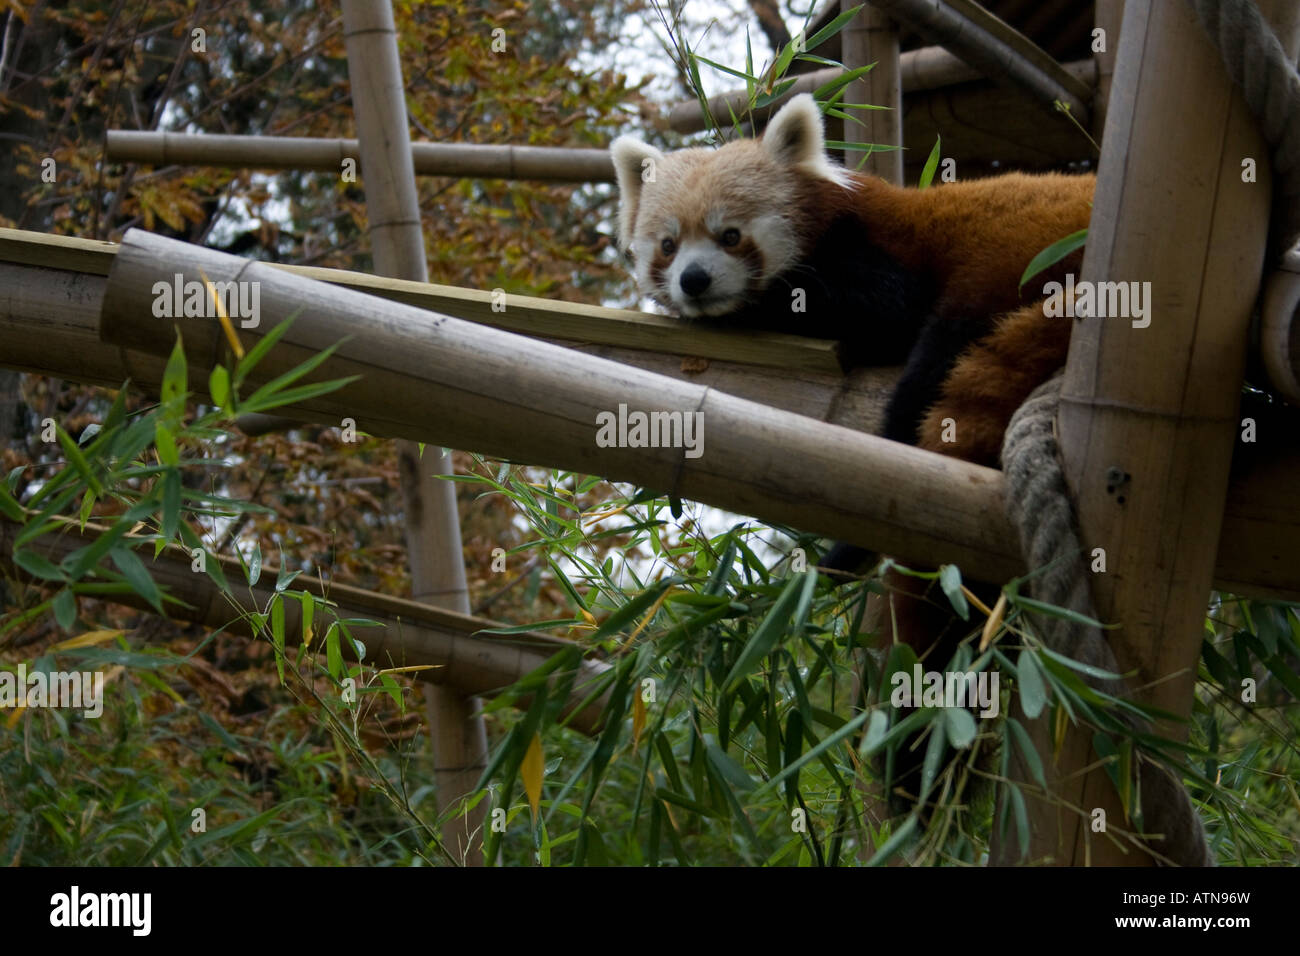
<box><xmin>98</xmin><ymin>228</ymin><xmax>1027</xmax><ymax>580</ymax></box>
<box><xmin>107</xmin><ymin>131</ymin><xmax>614</xmax><ymax>183</ymax></box>
<box><xmin>4</xmin><ymin>250</ymin><xmax>1299</xmax><ymax>600</ymax></box>
<box><xmin>1005</xmin><ymin>0</ymin><xmax>1300</xmax><ymax>867</ymax></box>
<box><xmin>841</xmin><ymin>3</ymin><xmax>903</xmax><ymax>182</ymax></box>
<box><xmin>0</xmin><ymin>518</ymin><xmax>610</xmax><ymax>734</ymax></box>
<box><xmin>340</xmin><ymin>0</ymin><xmax>486</xmax><ymax>864</ymax></box>
<box><xmin>0</xmin><ymin>228</ymin><xmax>843</xmax><ymax>374</ymax></box>
<box><xmin>867</xmin><ymin>0</ymin><xmax>1090</xmax><ymax>122</ymax></box>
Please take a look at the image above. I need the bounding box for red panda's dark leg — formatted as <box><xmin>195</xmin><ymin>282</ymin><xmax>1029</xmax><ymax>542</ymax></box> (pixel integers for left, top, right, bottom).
<box><xmin>880</xmin><ymin>307</ymin><xmax>997</xmax><ymax>448</ymax></box>
<box><xmin>870</xmin><ymin>303</ymin><xmax>1071</xmax><ymax>816</ymax></box>
<box><xmin>916</xmin><ymin>302</ymin><xmax>1072</xmax><ymax>466</ymax></box>
<box><xmin>868</xmin><ymin>565</ymin><xmax>986</xmax><ymax>813</ymax></box>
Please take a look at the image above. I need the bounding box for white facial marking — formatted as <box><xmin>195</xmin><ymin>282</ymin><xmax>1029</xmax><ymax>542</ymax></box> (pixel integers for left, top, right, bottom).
<box><xmin>748</xmin><ymin>213</ymin><xmax>796</xmax><ymax>279</ymax></box>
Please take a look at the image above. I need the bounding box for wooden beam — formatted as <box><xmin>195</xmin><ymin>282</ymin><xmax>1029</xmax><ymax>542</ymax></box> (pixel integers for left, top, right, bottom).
<box><xmin>107</xmin><ymin>130</ymin><xmax>615</xmax><ymax>183</ymax></box>
<box><xmin>97</xmin><ymin>227</ymin><xmax>1027</xmax><ymax>580</ymax></box>
<box><xmin>0</xmin><ymin>517</ymin><xmax>611</xmax><ymax>736</ymax></box>
<box><xmin>1011</xmin><ymin>0</ymin><xmax>1300</xmax><ymax>867</ymax></box>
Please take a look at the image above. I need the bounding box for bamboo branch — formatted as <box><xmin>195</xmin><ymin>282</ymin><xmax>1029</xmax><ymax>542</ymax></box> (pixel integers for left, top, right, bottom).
<box><xmin>0</xmin><ymin>517</ymin><xmax>611</xmax><ymax>735</ymax></box>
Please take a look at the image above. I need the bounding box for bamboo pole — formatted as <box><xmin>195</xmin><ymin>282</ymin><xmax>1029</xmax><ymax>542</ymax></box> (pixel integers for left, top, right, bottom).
<box><xmin>666</xmin><ymin>47</ymin><xmax>1096</xmax><ymax>135</ymax></box>
<box><xmin>97</xmin><ymin>227</ymin><xmax>1028</xmax><ymax>578</ymax></box>
<box><xmin>841</xmin><ymin>3</ymin><xmax>903</xmax><ymax>182</ymax></box>
<box><xmin>1260</xmin><ymin>245</ymin><xmax>1300</xmax><ymax>404</ymax></box>
<box><xmin>866</xmin><ymin>0</ymin><xmax>1090</xmax><ymax>122</ymax></box>
<box><xmin>340</xmin><ymin>0</ymin><xmax>487</xmax><ymax>864</ymax></box>
<box><xmin>0</xmin><ymin>228</ymin><xmax>843</xmax><ymax>374</ymax></box>
<box><xmin>5</xmin><ymin>251</ymin><xmax>1299</xmax><ymax>601</ymax></box>
<box><xmin>1003</xmin><ymin>0</ymin><xmax>1300</xmax><ymax>867</ymax></box>
<box><xmin>0</xmin><ymin>517</ymin><xmax>611</xmax><ymax>735</ymax></box>
<box><xmin>106</xmin><ymin>130</ymin><xmax>615</xmax><ymax>183</ymax></box>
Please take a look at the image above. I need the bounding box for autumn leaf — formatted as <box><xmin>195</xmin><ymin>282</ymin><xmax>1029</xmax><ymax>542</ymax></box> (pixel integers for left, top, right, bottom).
<box><xmin>521</xmin><ymin>732</ymin><xmax>544</xmax><ymax>819</ymax></box>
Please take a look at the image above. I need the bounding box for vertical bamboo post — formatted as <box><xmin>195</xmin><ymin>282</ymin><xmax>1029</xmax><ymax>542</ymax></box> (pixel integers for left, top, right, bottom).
<box><xmin>842</xmin><ymin>1</ymin><xmax>902</xmax><ymax>854</ymax></box>
<box><xmin>841</xmin><ymin>2</ymin><xmax>903</xmax><ymax>183</ymax></box>
<box><xmin>1001</xmin><ymin>0</ymin><xmax>1300</xmax><ymax>866</ymax></box>
<box><xmin>341</xmin><ymin>0</ymin><xmax>487</xmax><ymax>865</ymax></box>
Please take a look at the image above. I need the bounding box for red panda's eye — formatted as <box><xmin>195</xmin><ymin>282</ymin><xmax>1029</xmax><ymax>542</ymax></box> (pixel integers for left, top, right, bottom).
<box><xmin>720</xmin><ymin>228</ymin><xmax>741</xmax><ymax>247</ymax></box>
<box><xmin>661</xmin><ymin>238</ymin><xmax>676</xmax><ymax>256</ymax></box>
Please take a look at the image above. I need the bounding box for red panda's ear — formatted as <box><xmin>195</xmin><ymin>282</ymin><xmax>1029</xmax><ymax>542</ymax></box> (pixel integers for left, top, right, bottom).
<box><xmin>762</xmin><ymin>93</ymin><xmax>851</xmax><ymax>186</ymax></box>
<box><xmin>610</xmin><ymin>136</ymin><xmax>663</xmax><ymax>252</ymax></box>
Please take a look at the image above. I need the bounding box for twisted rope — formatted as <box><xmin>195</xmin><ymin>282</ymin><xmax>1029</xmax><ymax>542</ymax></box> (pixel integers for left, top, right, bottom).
<box><xmin>1187</xmin><ymin>0</ymin><xmax>1300</xmax><ymax>253</ymax></box>
<box><xmin>1001</xmin><ymin>376</ymin><xmax>1212</xmax><ymax>867</ymax></box>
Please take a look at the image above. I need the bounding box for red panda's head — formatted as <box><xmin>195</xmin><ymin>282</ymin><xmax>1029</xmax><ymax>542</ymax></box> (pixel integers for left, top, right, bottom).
<box><xmin>611</xmin><ymin>93</ymin><xmax>855</xmax><ymax>318</ymax></box>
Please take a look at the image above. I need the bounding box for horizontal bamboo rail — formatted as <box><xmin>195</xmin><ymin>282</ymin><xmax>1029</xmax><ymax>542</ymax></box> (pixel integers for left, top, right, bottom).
<box><xmin>0</xmin><ymin>228</ymin><xmax>841</xmax><ymax>374</ymax></box>
<box><xmin>0</xmin><ymin>517</ymin><xmax>612</xmax><ymax>735</ymax></box>
<box><xmin>107</xmin><ymin>131</ymin><xmax>615</xmax><ymax>183</ymax></box>
<box><xmin>0</xmin><ymin>227</ymin><xmax>1297</xmax><ymax>599</ymax></box>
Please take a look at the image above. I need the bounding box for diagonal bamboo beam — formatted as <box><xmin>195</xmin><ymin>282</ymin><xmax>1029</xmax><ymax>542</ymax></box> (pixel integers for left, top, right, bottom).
<box><xmin>0</xmin><ymin>517</ymin><xmax>612</xmax><ymax>735</ymax></box>
<box><xmin>2</xmin><ymin>233</ymin><xmax>1298</xmax><ymax>600</ymax></box>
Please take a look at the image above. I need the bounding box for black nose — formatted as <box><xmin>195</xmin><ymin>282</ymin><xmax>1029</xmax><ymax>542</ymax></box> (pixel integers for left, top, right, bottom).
<box><xmin>679</xmin><ymin>264</ymin><xmax>711</xmax><ymax>298</ymax></box>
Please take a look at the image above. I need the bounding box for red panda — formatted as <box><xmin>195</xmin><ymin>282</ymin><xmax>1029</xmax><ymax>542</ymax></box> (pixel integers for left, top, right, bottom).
<box><xmin>611</xmin><ymin>93</ymin><xmax>1094</xmax><ymax>812</ymax></box>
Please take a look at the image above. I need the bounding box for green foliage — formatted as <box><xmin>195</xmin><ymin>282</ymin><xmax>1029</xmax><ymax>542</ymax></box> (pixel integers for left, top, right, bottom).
<box><xmin>655</xmin><ymin>0</ymin><xmax>893</xmax><ymax>156</ymax></box>
<box><xmin>454</xmin><ymin>463</ymin><xmax>1299</xmax><ymax>865</ymax></box>
<box><xmin>1</xmin><ymin>330</ymin><xmax>458</xmax><ymax>865</ymax></box>
<box><xmin>1020</xmin><ymin>227</ymin><xmax>1089</xmax><ymax>290</ymax></box>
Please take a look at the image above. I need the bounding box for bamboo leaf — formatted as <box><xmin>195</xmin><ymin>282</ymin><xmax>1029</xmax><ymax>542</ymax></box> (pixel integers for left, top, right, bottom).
<box><xmin>803</xmin><ymin>4</ymin><xmax>865</xmax><ymax>53</ymax></box>
<box><xmin>53</xmin><ymin>588</ymin><xmax>77</xmax><ymax>630</ymax></box>
<box><xmin>723</xmin><ymin>570</ymin><xmax>815</xmax><ymax>691</ymax></box>
<box><xmin>160</xmin><ymin>333</ymin><xmax>188</xmax><ymax>411</ymax></box>
<box><xmin>917</xmin><ymin>136</ymin><xmax>942</xmax><ymax>189</ymax></box>
<box><xmin>1019</xmin><ymin>228</ymin><xmax>1088</xmax><ymax>290</ymax></box>
<box><xmin>522</xmin><ymin>732</ymin><xmax>544</xmax><ymax>818</ymax></box>
<box><xmin>1017</xmin><ymin>648</ymin><xmax>1048</xmax><ymax>718</ymax></box>
<box><xmin>14</xmin><ymin>548</ymin><xmax>67</xmax><ymax>581</ymax></box>
<box><xmin>110</xmin><ymin>545</ymin><xmax>164</xmax><ymax>613</ymax></box>
<box><xmin>938</xmin><ymin>563</ymin><xmax>969</xmax><ymax>620</ymax></box>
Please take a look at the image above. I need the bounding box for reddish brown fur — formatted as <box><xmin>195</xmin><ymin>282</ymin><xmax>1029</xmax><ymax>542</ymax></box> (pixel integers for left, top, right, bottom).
<box><xmin>917</xmin><ymin>301</ymin><xmax>1076</xmax><ymax>465</ymax></box>
<box><xmin>791</xmin><ymin>169</ymin><xmax>1095</xmax><ymax>326</ymax></box>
